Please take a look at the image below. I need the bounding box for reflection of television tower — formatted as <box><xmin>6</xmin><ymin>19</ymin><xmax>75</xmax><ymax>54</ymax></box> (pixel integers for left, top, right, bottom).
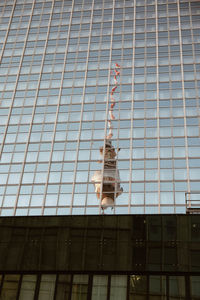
<box><xmin>91</xmin><ymin>64</ymin><xmax>123</xmax><ymax>211</ymax></box>
<box><xmin>91</xmin><ymin>140</ymin><xmax>123</xmax><ymax>211</ymax></box>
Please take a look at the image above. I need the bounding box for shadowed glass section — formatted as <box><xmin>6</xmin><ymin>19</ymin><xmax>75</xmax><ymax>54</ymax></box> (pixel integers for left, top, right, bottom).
<box><xmin>149</xmin><ymin>276</ymin><xmax>166</xmax><ymax>300</ymax></box>
<box><xmin>190</xmin><ymin>276</ymin><xmax>200</xmax><ymax>300</ymax></box>
<box><xmin>169</xmin><ymin>276</ymin><xmax>185</xmax><ymax>300</ymax></box>
<box><xmin>0</xmin><ymin>275</ymin><xmax>20</xmax><ymax>300</ymax></box>
<box><xmin>55</xmin><ymin>275</ymin><xmax>71</xmax><ymax>300</ymax></box>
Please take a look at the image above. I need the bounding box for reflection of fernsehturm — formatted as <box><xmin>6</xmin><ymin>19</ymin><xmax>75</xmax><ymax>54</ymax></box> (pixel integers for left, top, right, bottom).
<box><xmin>91</xmin><ymin>140</ymin><xmax>123</xmax><ymax>211</ymax></box>
<box><xmin>92</xmin><ymin>64</ymin><xmax>122</xmax><ymax>211</ymax></box>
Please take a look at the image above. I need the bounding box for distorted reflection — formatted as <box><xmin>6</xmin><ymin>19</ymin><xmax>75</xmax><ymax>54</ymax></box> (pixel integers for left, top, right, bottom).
<box><xmin>91</xmin><ymin>140</ymin><xmax>123</xmax><ymax>212</ymax></box>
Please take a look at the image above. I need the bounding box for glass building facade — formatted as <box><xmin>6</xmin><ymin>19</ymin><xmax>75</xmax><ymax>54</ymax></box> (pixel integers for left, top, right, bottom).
<box><xmin>0</xmin><ymin>273</ymin><xmax>200</xmax><ymax>300</ymax></box>
<box><xmin>0</xmin><ymin>0</ymin><xmax>200</xmax><ymax>216</ymax></box>
<box><xmin>0</xmin><ymin>214</ymin><xmax>199</xmax><ymax>300</ymax></box>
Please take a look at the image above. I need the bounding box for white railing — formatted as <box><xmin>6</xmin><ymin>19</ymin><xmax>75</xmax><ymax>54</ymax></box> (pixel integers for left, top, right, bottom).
<box><xmin>185</xmin><ymin>192</ymin><xmax>200</xmax><ymax>214</ymax></box>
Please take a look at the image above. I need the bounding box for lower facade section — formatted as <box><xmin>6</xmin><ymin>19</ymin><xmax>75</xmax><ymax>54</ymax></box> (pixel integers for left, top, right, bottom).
<box><xmin>0</xmin><ymin>272</ymin><xmax>200</xmax><ymax>300</ymax></box>
<box><xmin>0</xmin><ymin>215</ymin><xmax>200</xmax><ymax>299</ymax></box>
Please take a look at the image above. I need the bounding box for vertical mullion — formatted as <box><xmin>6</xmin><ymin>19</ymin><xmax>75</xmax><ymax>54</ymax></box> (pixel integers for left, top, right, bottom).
<box><xmin>0</xmin><ymin>274</ymin><xmax>5</xmax><ymax>297</ymax></box>
<box><xmin>87</xmin><ymin>275</ymin><xmax>93</xmax><ymax>300</ymax></box>
<box><xmin>126</xmin><ymin>275</ymin><xmax>130</xmax><ymax>300</ymax></box>
<box><xmin>53</xmin><ymin>274</ymin><xmax>59</xmax><ymax>300</ymax></box>
<box><xmin>34</xmin><ymin>274</ymin><xmax>41</xmax><ymax>300</ymax></box>
<box><xmin>16</xmin><ymin>274</ymin><xmax>23</xmax><ymax>300</ymax></box>
<box><xmin>166</xmin><ymin>275</ymin><xmax>169</xmax><ymax>300</ymax></box>
<box><xmin>69</xmin><ymin>274</ymin><xmax>73</xmax><ymax>300</ymax></box>
<box><xmin>146</xmin><ymin>274</ymin><xmax>149</xmax><ymax>300</ymax></box>
<box><xmin>107</xmin><ymin>274</ymin><xmax>111</xmax><ymax>300</ymax></box>
<box><xmin>185</xmin><ymin>275</ymin><xmax>191</xmax><ymax>300</ymax></box>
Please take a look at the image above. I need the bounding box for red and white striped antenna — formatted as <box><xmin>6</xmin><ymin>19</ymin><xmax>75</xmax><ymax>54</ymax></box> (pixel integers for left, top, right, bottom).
<box><xmin>106</xmin><ymin>63</ymin><xmax>121</xmax><ymax>140</ymax></box>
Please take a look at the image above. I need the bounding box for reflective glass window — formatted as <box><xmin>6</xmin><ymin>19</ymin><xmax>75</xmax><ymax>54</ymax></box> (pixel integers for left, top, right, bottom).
<box><xmin>169</xmin><ymin>276</ymin><xmax>185</xmax><ymax>299</ymax></box>
<box><xmin>110</xmin><ymin>275</ymin><xmax>127</xmax><ymax>300</ymax></box>
<box><xmin>129</xmin><ymin>275</ymin><xmax>147</xmax><ymax>300</ymax></box>
<box><xmin>0</xmin><ymin>275</ymin><xmax>20</xmax><ymax>300</ymax></box>
<box><xmin>19</xmin><ymin>275</ymin><xmax>37</xmax><ymax>300</ymax></box>
<box><xmin>38</xmin><ymin>275</ymin><xmax>56</xmax><ymax>300</ymax></box>
<box><xmin>71</xmin><ymin>275</ymin><xmax>89</xmax><ymax>300</ymax></box>
<box><xmin>91</xmin><ymin>275</ymin><xmax>108</xmax><ymax>300</ymax></box>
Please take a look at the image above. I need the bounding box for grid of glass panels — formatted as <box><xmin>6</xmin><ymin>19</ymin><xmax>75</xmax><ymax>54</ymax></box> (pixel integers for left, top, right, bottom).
<box><xmin>0</xmin><ymin>273</ymin><xmax>199</xmax><ymax>299</ymax></box>
<box><xmin>0</xmin><ymin>0</ymin><xmax>200</xmax><ymax>216</ymax></box>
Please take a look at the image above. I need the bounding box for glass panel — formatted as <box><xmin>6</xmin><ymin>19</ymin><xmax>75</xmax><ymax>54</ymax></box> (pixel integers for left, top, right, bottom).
<box><xmin>129</xmin><ymin>275</ymin><xmax>147</xmax><ymax>300</ymax></box>
<box><xmin>92</xmin><ymin>275</ymin><xmax>108</xmax><ymax>300</ymax></box>
<box><xmin>110</xmin><ymin>275</ymin><xmax>127</xmax><ymax>300</ymax></box>
<box><xmin>169</xmin><ymin>276</ymin><xmax>185</xmax><ymax>299</ymax></box>
<box><xmin>0</xmin><ymin>274</ymin><xmax>20</xmax><ymax>300</ymax></box>
<box><xmin>19</xmin><ymin>275</ymin><xmax>37</xmax><ymax>300</ymax></box>
<box><xmin>149</xmin><ymin>276</ymin><xmax>166</xmax><ymax>300</ymax></box>
<box><xmin>38</xmin><ymin>275</ymin><xmax>56</xmax><ymax>300</ymax></box>
<box><xmin>71</xmin><ymin>275</ymin><xmax>88</xmax><ymax>300</ymax></box>
<box><xmin>190</xmin><ymin>276</ymin><xmax>200</xmax><ymax>299</ymax></box>
<box><xmin>55</xmin><ymin>275</ymin><xmax>71</xmax><ymax>300</ymax></box>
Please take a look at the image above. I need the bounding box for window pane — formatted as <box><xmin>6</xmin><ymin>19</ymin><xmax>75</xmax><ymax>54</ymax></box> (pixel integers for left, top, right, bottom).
<box><xmin>71</xmin><ymin>275</ymin><xmax>88</xmax><ymax>300</ymax></box>
<box><xmin>190</xmin><ymin>276</ymin><xmax>200</xmax><ymax>299</ymax></box>
<box><xmin>110</xmin><ymin>275</ymin><xmax>127</xmax><ymax>300</ymax></box>
<box><xmin>55</xmin><ymin>275</ymin><xmax>71</xmax><ymax>300</ymax></box>
<box><xmin>92</xmin><ymin>275</ymin><xmax>108</xmax><ymax>300</ymax></box>
<box><xmin>19</xmin><ymin>275</ymin><xmax>37</xmax><ymax>300</ymax></box>
<box><xmin>38</xmin><ymin>275</ymin><xmax>56</xmax><ymax>300</ymax></box>
<box><xmin>149</xmin><ymin>276</ymin><xmax>166</xmax><ymax>300</ymax></box>
<box><xmin>169</xmin><ymin>276</ymin><xmax>185</xmax><ymax>299</ymax></box>
<box><xmin>0</xmin><ymin>275</ymin><xmax>20</xmax><ymax>300</ymax></box>
<box><xmin>129</xmin><ymin>275</ymin><xmax>147</xmax><ymax>300</ymax></box>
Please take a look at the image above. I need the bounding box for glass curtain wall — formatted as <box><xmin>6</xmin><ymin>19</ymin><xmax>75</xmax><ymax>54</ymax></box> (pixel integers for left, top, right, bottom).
<box><xmin>0</xmin><ymin>273</ymin><xmax>199</xmax><ymax>299</ymax></box>
<box><xmin>0</xmin><ymin>0</ymin><xmax>199</xmax><ymax>216</ymax></box>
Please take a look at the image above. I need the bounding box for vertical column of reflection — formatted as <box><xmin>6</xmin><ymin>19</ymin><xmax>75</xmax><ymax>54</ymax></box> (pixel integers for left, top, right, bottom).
<box><xmin>177</xmin><ymin>0</ymin><xmax>191</xmax><ymax>203</ymax></box>
<box><xmin>99</xmin><ymin>0</ymin><xmax>116</xmax><ymax>215</ymax></box>
<box><xmin>84</xmin><ymin>1</ymin><xmax>105</xmax><ymax>215</ymax></box>
<box><xmin>0</xmin><ymin>0</ymin><xmax>36</xmax><ymax>215</ymax></box>
<box><xmin>188</xmin><ymin>3</ymin><xmax>200</xmax><ymax>140</ymax></box>
<box><xmin>40</xmin><ymin>0</ymin><xmax>74</xmax><ymax>216</ymax></box>
<box><xmin>167</xmin><ymin>3</ymin><xmax>176</xmax><ymax>214</ymax></box>
<box><xmin>114</xmin><ymin>1</ymin><xmax>123</xmax><ymax>212</ymax></box>
<box><xmin>69</xmin><ymin>0</ymin><xmax>95</xmax><ymax>215</ymax></box>
<box><xmin>143</xmin><ymin>5</ymin><xmax>147</xmax><ymax>214</ymax></box>
<box><xmin>93</xmin><ymin>1</ymin><xmax>106</xmax><ymax>215</ymax></box>
<box><xmin>170</xmin><ymin>3</ymin><xmax>177</xmax><ymax>213</ymax></box>
<box><xmin>129</xmin><ymin>0</ymin><xmax>136</xmax><ymax>214</ymax></box>
<box><xmin>155</xmin><ymin>0</ymin><xmax>161</xmax><ymax>214</ymax></box>
<box><xmin>0</xmin><ymin>0</ymin><xmax>16</xmax><ymax>64</ymax></box>
<box><xmin>0</xmin><ymin>0</ymin><xmax>30</xmax><ymax>159</ymax></box>
<box><xmin>13</xmin><ymin>0</ymin><xmax>56</xmax><ymax>216</ymax></box>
